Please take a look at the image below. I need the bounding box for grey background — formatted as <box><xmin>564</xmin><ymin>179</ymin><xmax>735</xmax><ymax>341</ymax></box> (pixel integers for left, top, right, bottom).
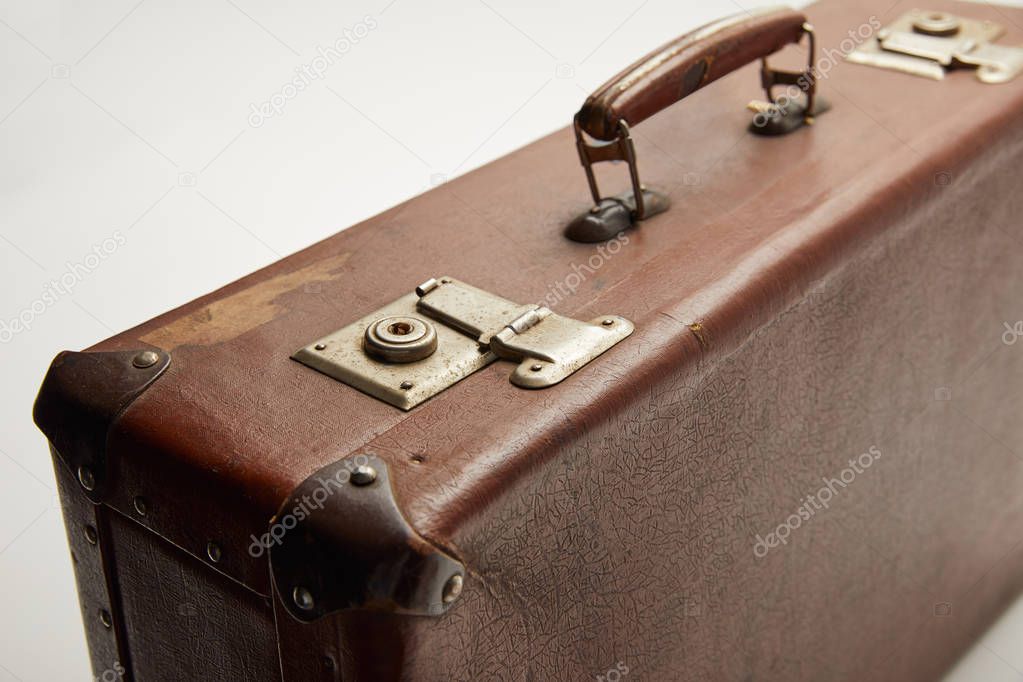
<box><xmin>2</xmin><ymin>0</ymin><xmax>1022</xmax><ymax>679</ymax></box>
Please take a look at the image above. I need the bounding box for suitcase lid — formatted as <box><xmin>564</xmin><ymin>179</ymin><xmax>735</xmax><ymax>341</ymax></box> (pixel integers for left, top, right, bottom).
<box><xmin>35</xmin><ymin>0</ymin><xmax>1023</xmax><ymax>601</ymax></box>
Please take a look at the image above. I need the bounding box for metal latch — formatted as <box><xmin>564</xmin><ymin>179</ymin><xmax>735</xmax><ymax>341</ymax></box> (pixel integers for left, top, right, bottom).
<box><xmin>292</xmin><ymin>277</ymin><xmax>634</xmax><ymax>410</ymax></box>
<box><xmin>847</xmin><ymin>9</ymin><xmax>1023</xmax><ymax>83</ymax></box>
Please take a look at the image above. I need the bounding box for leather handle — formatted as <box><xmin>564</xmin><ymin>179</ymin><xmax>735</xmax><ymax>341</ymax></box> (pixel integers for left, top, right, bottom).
<box><xmin>577</xmin><ymin>6</ymin><xmax>808</xmax><ymax>141</ymax></box>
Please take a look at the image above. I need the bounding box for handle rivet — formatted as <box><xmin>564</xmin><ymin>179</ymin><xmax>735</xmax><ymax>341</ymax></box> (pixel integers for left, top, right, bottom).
<box><xmin>314</xmin><ymin>343</ymin><xmax>326</xmax><ymax>351</ymax></box>
<box><xmin>602</xmin><ymin>319</ymin><xmax>615</xmax><ymax>326</ymax></box>
<box><xmin>132</xmin><ymin>350</ymin><xmax>160</xmax><ymax>369</ymax></box>
<box><xmin>84</xmin><ymin>525</ymin><xmax>98</xmax><ymax>545</ymax></box>
<box><xmin>530</xmin><ymin>364</ymin><xmax>543</xmax><ymax>372</ymax></box>
<box><xmin>133</xmin><ymin>496</ymin><xmax>148</xmax><ymax>516</ymax></box>
<box><xmin>400</xmin><ymin>381</ymin><xmax>413</xmax><ymax>390</ymax></box>
<box><xmin>350</xmin><ymin>465</ymin><xmax>377</xmax><ymax>486</ymax></box>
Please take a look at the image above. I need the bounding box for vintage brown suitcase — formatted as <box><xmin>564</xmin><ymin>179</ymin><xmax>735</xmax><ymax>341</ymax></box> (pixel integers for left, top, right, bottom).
<box><xmin>33</xmin><ymin>0</ymin><xmax>1023</xmax><ymax>679</ymax></box>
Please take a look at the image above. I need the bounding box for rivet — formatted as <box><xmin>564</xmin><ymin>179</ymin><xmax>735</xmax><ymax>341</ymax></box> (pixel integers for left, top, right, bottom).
<box><xmin>442</xmin><ymin>573</ymin><xmax>464</xmax><ymax>604</ymax></box>
<box><xmin>132</xmin><ymin>350</ymin><xmax>160</xmax><ymax>369</ymax></box>
<box><xmin>84</xmin><ymin>525</ymin><xmax>98</xmax><ymax>545</ymax></box>
<box><xmin>530</xmin><ymin>364</ymin><xmax>543</xmax><ymax>372</ymax></box>
<box><xmin>99</xmin><ymin>609</ymin><xmax>112</xmax><ymax>629</ymax></box>
<box><xmin>77</xmin><ymin>466</ymin><xmax>96</xmax><ymax>491</ymax></box>
<box><xmin>314</xmin><ymin>343</ymin><xmax>326</xmax><ymax>351</ymax></box>
<box><xmin>400</xmin><ymin>380</ymin><xmax>414</xmax><ymax>390</ymax></box>
<box><xmin>133</xmin><ymin>496</ymin><xmax>148</xmax><ymax>516</ymax></box>
<box><xmin>293</xmin><ymin>586</ymin><xmax>315</xmax><ymax>611</ymax></box>
<box><xmin>206</xmin><ymin>542</ymin><xmax>222</xmax><ymax>563</ymax></box>
<box><xmin>590</xmin><ymin>205</ymin><xmax>601</xmax><ymax>214</ymax></box>
<box><xmin>602</xmin><ymin>319</ymin><xmax>614</xmax><ymax>326</ymax></box>
<box><xmin>350</xmin><ymin>465</ymin><xmax>377</xmax><ymax>486</ymax></box>
<box><xmin>440</xmin><ymin>278</ymin><xmax>452</xmax><ymax>284</ymax></box>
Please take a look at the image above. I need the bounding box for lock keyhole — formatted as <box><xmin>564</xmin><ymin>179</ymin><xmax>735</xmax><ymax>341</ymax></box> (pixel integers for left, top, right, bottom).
<box><xmin>364</xmin><ymin>316</ymin><xmax>438</xmax><ymax>363</ymax></box>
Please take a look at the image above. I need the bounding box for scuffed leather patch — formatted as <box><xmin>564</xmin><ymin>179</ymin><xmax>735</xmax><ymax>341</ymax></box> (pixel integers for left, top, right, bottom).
<box><xmin>142</xmin><ymin>253</ymin><xmax>350</xmax><ymax>349</ymax></box>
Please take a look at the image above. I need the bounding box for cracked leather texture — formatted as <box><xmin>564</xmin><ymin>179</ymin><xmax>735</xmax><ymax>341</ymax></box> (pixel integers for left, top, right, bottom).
<box><xmin>53</xmin><ymin>454</ymin><xmax>128</xmax><ymax>679</ymax></box>
<box><xmin>45</xmin><ymin>0</ymin><xmax>1023</xmax><ymax>678</ymax></box>
<box><xmin>107</xmin><ymin>510</ymin><xmax>279</xmax><ymax>681</ymax></box>
<box><xmin>338</xmin><ymin>122</ymin><xmax>1023</xmax><ymax>680</ymax></box>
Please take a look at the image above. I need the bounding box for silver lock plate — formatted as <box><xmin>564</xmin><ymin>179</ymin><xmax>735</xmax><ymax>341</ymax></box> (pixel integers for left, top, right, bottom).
<box><xmin>847</xmin><ymin>10</ymin><xmax>1023</xmax><ymax>83</ymax></box>
<box><xmin>292</xmin><ymin>277</ymin><xmax>634</xmax><ymax>410</ymax></box>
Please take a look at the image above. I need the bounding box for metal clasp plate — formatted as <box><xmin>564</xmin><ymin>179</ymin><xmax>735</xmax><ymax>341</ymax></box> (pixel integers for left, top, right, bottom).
<box><xmin>293</xmin><ymin>277</ymin><xmax>633</xmax><ymax>410</ymax></box>
<box><xmin>847</xmin><ymin>10</ymin><xmax>1023</xmax><ymax>83</ymax></box>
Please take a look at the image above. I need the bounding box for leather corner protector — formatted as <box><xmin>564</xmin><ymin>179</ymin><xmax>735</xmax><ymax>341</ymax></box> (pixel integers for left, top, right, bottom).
<box><xmin>270</xmin><ymin>454</ymin><xmax>465</xmax><ymax>623</ymax></box>
<box><xmin>33</xmin><ymin>349</ymin><xmax>171</xmax><ymax>501</ymax></box>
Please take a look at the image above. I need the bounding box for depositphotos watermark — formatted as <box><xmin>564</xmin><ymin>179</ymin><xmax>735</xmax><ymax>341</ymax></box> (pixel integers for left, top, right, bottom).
<box><xmin>1</xmin><ymin>231</ymin><xmax>126</xmax><ymax>343</ymax></box>
<box><xmin>94</xmin><ymin>660</ymin><xmax>125</xmax><ymax>682</ymax></box>
<box><xmin>539</xmin><ymin>230</ymin><xmax>630</xmax><ymax>309</ymax></box>
<box><xmin>595</xmin><ymin>661</ymin><xmax>630</xmax><ymax>682</ymax></box>
<box><xmin>753</xmin><ymin>445</ymin><xmax>882</xmax><ymax>558</ymax></box>
<box><xmin>1003</xmin><ymin>321</ymin><xmax>1023</xmax><ymax>345</ymax></box>
<box><xmin>248</xmin><ymin>15</ymin><xmax>378</xmax><ymax>128</ymax></box>
<box><xmin>248</xmin><ymin>454</ymin><xmax>373</xmax><ymax>557</ymax></box>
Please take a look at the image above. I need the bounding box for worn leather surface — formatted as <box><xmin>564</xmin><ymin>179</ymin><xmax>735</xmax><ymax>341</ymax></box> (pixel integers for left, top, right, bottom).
<box><xmin>52</xmin><ymin>454</ymin><xmax>130</xmax><ymax>679</ymax></box>
<box><xmin>365</xmin><ymin>129</ymin><xmax>1023</xmax><ymax>679</ymax></box>
<box><xmin>105</xmin><ymin>510</ymin><xmax>279</xmax><ymax>681</ymax></box>
<box><xmin>48</xmin><ymin>0</ymin><xmax>1023</xmax><ymax>678</ymax></box>
<box><xmin>578</xmin><ymin>7</ymin><xmax>807</xmax><ymax>140</ymax></box>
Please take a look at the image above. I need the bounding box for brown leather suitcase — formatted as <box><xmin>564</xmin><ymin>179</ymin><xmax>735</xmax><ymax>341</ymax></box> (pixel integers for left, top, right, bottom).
<box><xmin>33</xmin><ymin>0</ymin><xmax>1023</xmax><ymax>679</ymax></box>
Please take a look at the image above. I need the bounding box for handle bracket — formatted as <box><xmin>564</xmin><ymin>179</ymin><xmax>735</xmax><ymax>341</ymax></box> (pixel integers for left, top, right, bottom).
<box><xmin>566</xmin><ymin>119</ymin><xmax>671</xmax><ymax>243</ymax></box>
<box><xmin>747</xmin><ymin>23</ymin><xmax>830</xmax><ymax>136</ymax></box>
<box><xmin>565</xmin><ymin>11</ymin><xmax>827</xmax><ymax>243</ymax></box>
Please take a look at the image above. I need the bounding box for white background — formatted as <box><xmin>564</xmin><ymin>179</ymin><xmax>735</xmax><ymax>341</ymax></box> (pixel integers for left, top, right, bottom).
<box><xmin>2</xmin><ymin>0</ymin><xmax>1022</xmax><ymax>679</ymax></box>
